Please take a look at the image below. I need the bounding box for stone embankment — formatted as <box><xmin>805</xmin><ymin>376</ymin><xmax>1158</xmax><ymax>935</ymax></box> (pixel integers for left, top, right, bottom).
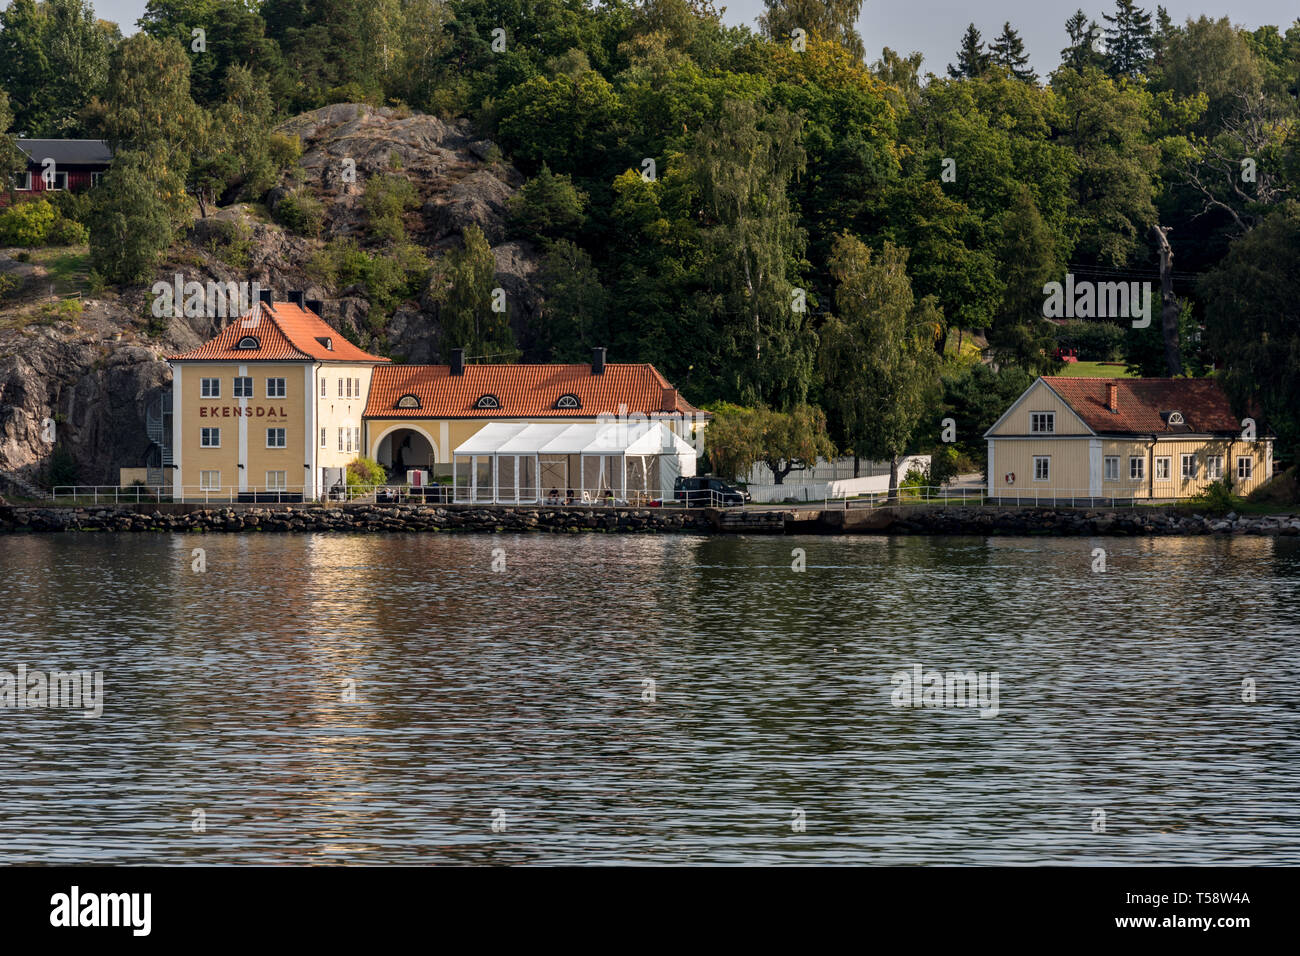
<box><xmin>0</xmin><ymin>504</ymin><xmax>715</xmax><ymax>534</ymax></box>
<box><xmin>2</xmin><ymin>504</ymin><xmax>1298</xmax><ymax>536</ymax></box>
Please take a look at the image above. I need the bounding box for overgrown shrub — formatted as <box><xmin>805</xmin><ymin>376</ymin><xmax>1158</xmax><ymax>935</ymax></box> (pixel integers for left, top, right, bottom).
<box><xmin>0</xmin><ymin>272</ymin><xmax>21</xmax><ymax>300</ymax></box>
<box><xmin>346</xmin><ymin>456</ymin><xmax>387</xmax><ymax>489</ymax></box>
<box><xmin>273</xmin><ymin>189</ymin><xmax>325</xmax><ymax>238</ymax></box>
<box><xmin>1189</xmin><ymin>477</ymin><xmax>1239</xmax><ymax>515</ymax></box>
<box><xmin>363</xmin><ymin>174</ymin><xmax>418</xmax><ymax>242</ymax></box>
<box><xmin>0</xmin><ymin>200</ymin><xmax>57</xmax><ymax>246</ymax></box>
<box><xmin>203</xmin><ymin>219</ymin><xmax>254</xmax><ymax>268</ymax></box>
<box><xmin>46</xmin><ymin>217</ymin><xmax>89</xmax><ymax>246</ymax></box>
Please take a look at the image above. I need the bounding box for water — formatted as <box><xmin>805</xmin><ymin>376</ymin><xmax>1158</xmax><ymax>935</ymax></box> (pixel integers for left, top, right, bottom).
<box><xmin>1</xmin><ymin>531</ymin><xmax>1297</xmax><ymax>865</ymax></box>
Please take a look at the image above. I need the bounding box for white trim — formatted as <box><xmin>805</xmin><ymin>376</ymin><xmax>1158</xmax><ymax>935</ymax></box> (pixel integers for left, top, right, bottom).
<box><xmin>983</xmin><ymin>378</ymin><xmax>1097</xmax><ymax>439</ymax></box>
<box><xmin>304</xmin><ymin>364</ymin><xmax>317</xmax><ymax>499</ymax></box>
<box><xmin>265</xmin><ymin>427</ymin><xmax>287</xmax><ymax>449</ymax></box>
<box><xmin>237</xmin><ymin>364</ymin><xmax>248</xmax><ymax>492</ymax></box>
<box><xmin>987</xmin><ymin>438</ymin><xmax>995</xmax><ymax>496</ymax></box>
<box><xmin>171</xmin><ymin>364</ymin><xmax>183</xmax><ymax>491</ymax></box>
<box><xmin>1088</xmin><ymin>439</ymin><xmax>1102</xmax><ymax>496</ymax></box>
<box><xmin>369</xmin><ymin>423</ymin><xmax>439</xmax><ymax>465</ymax></box>
<box><xmin>1032</xmin><ymin>455</ymin><xmax>1050</xmax><ymax>482</ymax></box>
<box><xmin>439</xmin><ymin>420</ymin><xmax>449</xmax><ymax>464</ymax></box>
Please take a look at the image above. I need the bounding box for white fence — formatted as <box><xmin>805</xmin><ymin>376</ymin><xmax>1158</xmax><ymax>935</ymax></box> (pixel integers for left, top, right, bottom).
<box><xmin>744</xmin><ymin>455</ymin><xmax>931</xmax><ymax>503</ymax></box>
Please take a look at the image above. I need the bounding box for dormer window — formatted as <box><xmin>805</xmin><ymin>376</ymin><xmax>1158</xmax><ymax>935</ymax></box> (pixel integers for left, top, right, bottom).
<box><xmin>236</xmin><ymin>335</ymin><xmax>260</xmax><ymax>349</ymax></box>
<box><xmin>475</xmin><ymin>394</ymin><xmax>500</xmax><ymax>409</ymax></box>
<box><xmin>555</xmin><ymin>394</ymin><xmax>581</xmax><ymax>409</ymax></box>
<box><xmin>1166</xmin><ymin>411</ymin><xmax>1185</xmax><ymax>425</ymax></box>
<box><xmin>316</xmin><ymin>336</ymin><xmax>333</xmax><ymax>351</ymax></box>
<box><xmin>396</xmin><ymin>394</ymin><xmax>421</xmax><ymax>409</ymax></box>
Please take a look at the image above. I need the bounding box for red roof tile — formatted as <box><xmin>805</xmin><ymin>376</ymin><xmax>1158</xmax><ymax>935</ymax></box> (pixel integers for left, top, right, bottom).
<box><xmin>365</xmin><ymin>364</ymin><xmax>707</xmax><ymax>419</ymax></box>
<box><xmin>169</xmin><ymin>301</ymin><xmax>388</xmax><ymax>363</ymax></box>
<box><xmin>1042</xmin><ymin>377</ymin><xmax>1242</xmax><ymax>434</ymax></box>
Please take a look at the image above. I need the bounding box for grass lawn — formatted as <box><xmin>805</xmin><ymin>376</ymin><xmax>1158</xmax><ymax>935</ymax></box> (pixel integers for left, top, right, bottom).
<box><xmin>26</xmin><ymin>245</ymin><xmax>92</xmax><ymax>296</ymax></box>
<box><xmin>1056</xmin><ymin>360</ymin><xmax>1135</xmax><ymax>378</ymax></box>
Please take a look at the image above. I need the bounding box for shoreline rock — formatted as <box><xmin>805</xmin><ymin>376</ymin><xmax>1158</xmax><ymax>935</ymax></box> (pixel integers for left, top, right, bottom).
<box><xmin>1</xmin><ymin>504</ymin><xmax>1297</xmax><ymax>536</ymax></box>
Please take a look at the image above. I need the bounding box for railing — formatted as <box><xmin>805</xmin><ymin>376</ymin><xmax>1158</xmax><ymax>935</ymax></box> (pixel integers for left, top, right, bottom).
<box><xmin>45</xmin><ymin>484</ymin><xmax>749</xmax><ymax>509</ymax></box>
<box><xmin>839</xmin><ymin>485</ymin><xmax>1198</xmax><ymax>511</ymax></box>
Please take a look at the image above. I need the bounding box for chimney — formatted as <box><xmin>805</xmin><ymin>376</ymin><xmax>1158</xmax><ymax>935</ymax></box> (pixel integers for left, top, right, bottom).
<box><xmin>305</xmin><ymin>299</ymin><xmax>323</xmax><ymax>317</ymax></box>
<box><xmin>592</xmin><ymin>347</ymin><xmax>607</xmax><ymax>375</ymax></box>
<box><xmin>661</xmin><ymin>387</ymin><xmax>678</xmax><ymax>413</ymax></box>
<box><xmin>1108</xmin><ymin>382</ymin><xmax>1119</xmax><ymax>413</ymax></box>
<box><xmin>258</xmin><ymin>288</ymin><xmax>273</xmax><ymax>306</ymax></box>
<box><xmin>287</xmin><ymin>290</ymin><xmax>305</xmax><ymax>308</ymax></box>
<box><xmin>450</xmin><ymin>348</ymin><xmax>465</xmax><ymax>376</ymax></box>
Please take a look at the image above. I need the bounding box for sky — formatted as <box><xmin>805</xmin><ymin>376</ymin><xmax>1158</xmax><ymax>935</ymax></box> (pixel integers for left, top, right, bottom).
<box><xmin>9</xmin><ymin>0</ymin><xmax>1300</xmax><ymax>79</ymax></box>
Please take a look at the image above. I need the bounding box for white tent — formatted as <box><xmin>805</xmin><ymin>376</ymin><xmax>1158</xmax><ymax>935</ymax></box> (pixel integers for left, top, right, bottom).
<box><xmin>452</xmin><ymin>421</ymin><xmax>697</xmax><ymax>504</ymax></box>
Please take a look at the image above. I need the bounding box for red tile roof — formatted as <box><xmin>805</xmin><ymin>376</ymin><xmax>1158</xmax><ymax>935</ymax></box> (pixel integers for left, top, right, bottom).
<box><xmin>365</xmin><ymin>363</ymin><xmax>708</xmax><ymax>419</ymax></box>
<box><xmin>169</xmin><ymin>301</ymin><xmax>389</xmax><ymax>363</ymax></box>
<box><xmin>1042</xmin><ymin>377</ymin><xmax>1242</xmax><ymax>434</ymax></box>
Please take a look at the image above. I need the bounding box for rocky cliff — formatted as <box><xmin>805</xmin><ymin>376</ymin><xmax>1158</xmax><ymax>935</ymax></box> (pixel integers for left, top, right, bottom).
<box><xmin>0</xmin><ymin>104</ymin><xmax>542</xmax><ymax>491</ymax></box>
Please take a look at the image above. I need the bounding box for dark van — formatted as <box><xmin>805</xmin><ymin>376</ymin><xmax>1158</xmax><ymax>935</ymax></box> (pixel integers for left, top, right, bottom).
<box><xmin>673</xmin><ymin>475</ymin><xmax>750</xmax><ymax>507</ymax></box>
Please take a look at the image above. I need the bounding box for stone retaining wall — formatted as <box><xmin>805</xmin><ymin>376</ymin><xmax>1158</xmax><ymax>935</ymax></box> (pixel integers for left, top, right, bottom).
<box><xmin>2</xmin><ymin>504</ymin><xmax>1297</xmax><ymax>536</ymax></box>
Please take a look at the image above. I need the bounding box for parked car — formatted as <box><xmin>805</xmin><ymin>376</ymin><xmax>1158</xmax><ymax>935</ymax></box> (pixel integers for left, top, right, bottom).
<box><xmin>673</xmin><ymin>475</ymin><xmax>750</xmax><ymax>507</ymax></box>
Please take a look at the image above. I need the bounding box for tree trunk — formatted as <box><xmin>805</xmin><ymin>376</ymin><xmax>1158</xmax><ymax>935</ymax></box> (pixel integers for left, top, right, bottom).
<box><xmin>853</xmin><ymin>454</ymin><xmax>860</xmax><ymax>478</ymax></box>
<box><xmin>888</xmin><ymin>454</ymin><xmax>901</xmax><ymax>502</ymax></box>
<box><xmin>1152</xmin><ymin>224</ymin><xmax>1181</xmax><ymax>376</ymax></box>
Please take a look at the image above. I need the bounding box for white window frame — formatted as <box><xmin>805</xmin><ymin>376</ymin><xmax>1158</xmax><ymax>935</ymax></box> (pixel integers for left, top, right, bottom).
<box><xmin>14</xmin><ymin>170</ymin><xmax>33</xmax><ymax>191</ymax></box>
<box><xmin>1030</xmin><ymin>412</ymin><xmax>1055</xmax><ymax>434</ymax></box>
<box><xmin>200</xmin><ymin>377</ymin><xmax>221</xmax><ymax>398</ymax></box>
<box><xmin>1237</xmin><ymin>457</ymin><xmax>1252</xmax><ymax>480</ymax></box>
<box><xmin>345</xmin><ymin>377</ymin><xmax>353</xmax><ymax>398</ymax></box>
<box><xmin>353</xmin><ymin>427</ymin><xmax>361</xmax><ymax>453</ymax></box>
<box><xmin>233</xmin><ymin>376</ymin><xmax>253</xmax><ymax>398</ymax></box>
<box><xmin>199</xmin><ymin>470</ymin><xmax>221</xmax><ymax>491</ymax></box>
<box><xmin>353</xmin><ymin>377</ymin><xmax>361</xmax><ymax>398</ymax></box>
<box><xmin>320</xmin><ymin>378</ymin><xmax>327</xmax><ymax>398</ymax></box>
<box><xmin>1207</xmin><ymin>455</ymin><xmax>1223</xmax><ymax>480</ymax></box>
<box><xmin>266</xmin><ymin>377</ymin><xmax>286</xmax><ymax>399</ymax></box>
<box><xmin>1129</xmin><ymin>456</ymin><xmax>1145</xmax><ymax>480</ymax></box>
<box><xmin>266</xmin><ymin>470</ymin><xmax>287</xmax><ymax>491</ymax></box>
<box><xmin>338</xmin><ymin>379</ymin><xmax>344</xmax><ymax>397</ymax></box>
<box><xmin>200</xmin><ymin>427</ymin><xmax>221</xmax><ymax>448</ymax></box>
<box><xmin>1033</xmin><ymin>456</ymin><xmax>1050</xmax><ymax>482</ymax></box>
<box><xmin>1181</xmin><ymin>454</ymin><xmax>1197</xmax><ymax>480</ymax></box>
<box><xmin>1103</xmin><ymin>456</ymin><xmax>1119</xmax><ymax>481</ymax></box>
<box><xmin>320</xmin><ymin>427</ymin><xmax>327</xmax><ymax>448</ymax></box>
<box><xmin>337</xmin><ymin>428</ymin><xmax>344</xmax><ymax>452</ymax></box>
<box><xmin>47</xmin><ymin>170</ymin><xmax>68</xmax><ymax>191</ymax></box>
<box><xmin>266</xmin><ymin>428</ymin><xmax>287</xmax><ymax>449</ymax></box>
<box><xmin>1154</xmin><ymin>457</ymin><xmax>1170</xmax><ymax>480</ymax></box>
<box><xmin>90</xmin><ymin>171</ymin><xmax>103</xmax><ymax>187</ymax></box>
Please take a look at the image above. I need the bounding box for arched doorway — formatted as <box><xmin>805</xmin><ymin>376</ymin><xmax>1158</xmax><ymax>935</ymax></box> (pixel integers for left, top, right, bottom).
<box><xmin>375</xmin><ymin>427</ymin><xmax>437</xmax><ymax>478</ymax></box>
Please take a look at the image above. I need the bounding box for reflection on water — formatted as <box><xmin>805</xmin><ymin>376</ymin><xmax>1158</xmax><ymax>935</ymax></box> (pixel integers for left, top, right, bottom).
<box><xmin>0</xmin><ymin>532</ymin><xmax>1298</xmax><ymax>864</ymax></box>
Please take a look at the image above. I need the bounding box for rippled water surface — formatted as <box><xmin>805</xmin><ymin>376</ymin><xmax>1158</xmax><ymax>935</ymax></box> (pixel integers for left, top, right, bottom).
<box><xmin>1</xmin><ymin>531</ymin><xmax>1298</xmax><ymax>864</ymax></box>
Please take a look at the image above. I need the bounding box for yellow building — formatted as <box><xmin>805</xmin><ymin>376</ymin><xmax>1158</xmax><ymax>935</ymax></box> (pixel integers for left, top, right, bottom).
<box><xmin>165</xmin><ymin>295</ymin><xmax>706</xmax><ymax>500</ymax></box>
<box><xmin>985</xmin><ymin>376</ymin><xmax>1274</xmax><ymax>503</ymax></box>
<box><xmin>168</xmin><ymin>292</ymin><xmax>389</xmax><ymax>500</ymax></box>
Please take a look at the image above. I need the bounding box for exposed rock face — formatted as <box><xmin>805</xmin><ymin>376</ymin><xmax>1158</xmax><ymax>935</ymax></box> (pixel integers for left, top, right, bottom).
<box><xmin>0</xmin><ymin>104</ymin><xmax>545</xmax><ymax>490</ymax></box>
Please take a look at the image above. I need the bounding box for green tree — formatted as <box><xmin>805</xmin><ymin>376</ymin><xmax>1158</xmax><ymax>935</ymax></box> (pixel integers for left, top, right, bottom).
<box><xmin>819</xmin><ymin>234</ymin><xmax>941</xmax><ymax>497</ymax></box>
<box><xmin>427</xmin><ymin>224</ymin><xmax>518</xmax><ymax>361</ymax></box>
<box><xmin>1103</xmin><ymin>0</ymin><xmax>1154</xmax><ymax>78</ymax></box>
<box><xmin>85</xmin><ymin>150</ymin><xmax>176</xmax><ymax>283</ymax></box>
<box><xmin>948</xmin><ymin>24</ymin><xmax>990</xmax><ymax>79</ymax></box>
<box><xmin>704</xmin><ymin>402</ymin><xmax>835</xmax><ymax>484</ymax></box>
<box><xmin>1061</xmin><ymin>10</ymin><xmax>1105</xmax><ymax>72</ymax></box>
<box><xmin>507</xmin><ymin>164</ymin><xmax>587</xmax><ymax>242</ymax></box>
<box><xmin>534</xmin><ymin>239</ymin><xmax>608</xmax><ymax>361</ymax></box>
<box><xmin>758</xmin><ymin>0</ymin><xmax>865</xmax><ymax>62</ymax></box>
<box><xmin>989</xmin><ymin>22</ymin><xmax>1036</xmax><ymax>83</ymax></box>
<box><xmin>684</xmin><ymin>99</ymin><xmax>813</xmax><ymax>407</ymax></box>
<box><xmin>363</xmin><ymin>173</ymin><xmax>418</xmax><ymax>242</ymax></box>
<box><xmin>1200</xmin><ymin>202</ymin><xmax>1300</xmax><ymax>452</ymax></box>
<box><xmin>0</xmin><ymin>88</ymin><xmax>23</xmax><ymax>195</ymax></box>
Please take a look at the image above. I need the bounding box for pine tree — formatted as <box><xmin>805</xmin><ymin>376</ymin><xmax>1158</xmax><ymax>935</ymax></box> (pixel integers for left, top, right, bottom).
<box><xmin>1102</xmin><ymin>0</ymin><xmax>1154</xmax><ymax>78</ymax></box>
<box><xmin>989</xmin><ymin>22</ymin><xmax>1036</xmax><ymax>82</ymax></box>
<box><xmin>1061</xmin><ymin>10</ymin><xmax>1104</xmax><ymax>71</ymax></box>
<box><xmin>948</xmin><ymin>23</ymin><xmax>990</xmax><ymax>79</ymax></box>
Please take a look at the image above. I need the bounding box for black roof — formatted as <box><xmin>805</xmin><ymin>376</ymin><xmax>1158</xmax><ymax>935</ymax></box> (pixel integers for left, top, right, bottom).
<box><xmin>16</xmin><ymin>139</ymin><xmax>112</xmax><ymax>166</ymax></box>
